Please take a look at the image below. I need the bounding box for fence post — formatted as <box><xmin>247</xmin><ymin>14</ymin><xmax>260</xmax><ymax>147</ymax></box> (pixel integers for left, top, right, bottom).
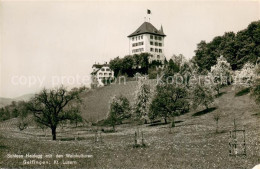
<box><xmin>141</xmin><ymin>131</ymin><xmax>144</xmax><ymax>145</ymax></box>
<box><xmin>134</xmin><ymin>131</ymin><xmax>137</xmax><ymax>145</ymax></box>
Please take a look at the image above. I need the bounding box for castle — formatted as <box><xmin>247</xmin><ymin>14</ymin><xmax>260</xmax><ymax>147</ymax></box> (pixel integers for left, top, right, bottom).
<box><xmin>128</xmin><ymin>21</ymin><xmax>166</xmax><ymax>63</ymax></box>
<box><xmin>91</xmin><ymin>21</ymin><xmax>166</xmax><ymax>87</ymax></box>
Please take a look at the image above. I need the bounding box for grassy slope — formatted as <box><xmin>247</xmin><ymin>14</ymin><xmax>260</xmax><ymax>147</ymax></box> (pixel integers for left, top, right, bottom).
<box><xmin>79</xmin><ymin>80</ymin><xmax>156</xmax><ymax>122</ymax></box>
<box><xmin>0</xmin><ymin>86</ymin><xmax>260</xmax><ymax>169</ymax></box>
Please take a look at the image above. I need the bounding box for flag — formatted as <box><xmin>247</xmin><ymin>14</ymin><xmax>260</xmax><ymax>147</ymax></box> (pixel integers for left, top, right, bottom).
<box><xmin>147</xmin><ymin>9</ymin><xmax>151</xmax><ymax>14</ymax></box>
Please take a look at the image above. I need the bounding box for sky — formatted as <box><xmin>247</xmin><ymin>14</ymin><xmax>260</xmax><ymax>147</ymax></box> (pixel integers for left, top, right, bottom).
<box><xmin>0</xmin><ymin>0</ymin><xmax>259</xmax><ymax>98</ymax></box>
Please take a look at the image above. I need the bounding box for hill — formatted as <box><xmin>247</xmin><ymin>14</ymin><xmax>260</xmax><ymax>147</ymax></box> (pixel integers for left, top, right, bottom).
<box><xmin>80</xmin><ymin>80</ymin><xmax>157</xmax><ymax>122</ymax></box>
<box><xmin>0</xmin><ymin>86</ymin><xmax>259</xmax><ymax>168</ymax></box>
<box><xmin>0</xmin><ymin>98</ymin><xmax>13</xmax><ymax>108</ymax></box>
<box><xmin>0</xmin><ymin>94</ymin><xmax>34</xmax><ymax>108</ymax></box>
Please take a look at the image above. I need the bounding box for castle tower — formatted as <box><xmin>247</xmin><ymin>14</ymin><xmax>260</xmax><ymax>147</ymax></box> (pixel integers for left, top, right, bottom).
<box><xmin>127</xmin><ymin>22</ymin><xmax>166</xmax><ymax>63</ymax></box>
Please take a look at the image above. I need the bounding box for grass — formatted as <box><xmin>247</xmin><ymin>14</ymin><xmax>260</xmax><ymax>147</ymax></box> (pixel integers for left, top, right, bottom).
<box><xmin>79</xmin><ymin>80</ymin><xmax>157</xmax><ymax>122</ymax></box>
<box><xmin>215</xmin><ymin>91</ymin><xmax>227</xmax><ymax>98</ymax></box>
<box><xmin>192</xmin><ymin>107</ymin><xmax>217</xmax><ymax>117</ymax></box>
<box><xmin>235</xmin><ymin>87</ymin><xmax>251</xmax><ymax>97</ymax></box>
<box><xmin>0</xmin><ymin>86</ymin><xmax>260</xmax><ymax>169</ymax></box>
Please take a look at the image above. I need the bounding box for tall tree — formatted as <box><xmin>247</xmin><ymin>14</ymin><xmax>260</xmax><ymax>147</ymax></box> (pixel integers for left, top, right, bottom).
<box><xmin>26</xmin><ymin>86</ymin><xmax>87</xmax><ymax>140</ymax></box>
<box><xmin>107</xmin><ymin>95</ymin><xmax>131</xmax><ymax>131</ymax></box>
<box><xmin>149</xmin><ymin>84</ymin><xmax>189</xmax><ymax>127</ymax></box>
<box><xmin>192</xmin><ymin>84</ymin><xmax>214</xmax><ymax>110</ymax></box>
<box><xmin>210</xmin><ymin>55</ymin><xmax>232</xmax><ymax>94</ymax></box>
<box><xmin>134</xmin><ymin>80</ymin><xmax>151</xmax><ymax>124</ymax></box>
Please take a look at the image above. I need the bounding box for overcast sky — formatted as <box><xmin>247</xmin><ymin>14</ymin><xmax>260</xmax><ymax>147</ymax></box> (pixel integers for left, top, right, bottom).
<box><xmin>0</xmin><ymin>0</ymin><xmax>259</xmax><ymax>98</ymax></box>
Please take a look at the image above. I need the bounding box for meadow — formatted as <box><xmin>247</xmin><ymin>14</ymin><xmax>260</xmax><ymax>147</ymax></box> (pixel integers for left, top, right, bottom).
<box><xmin>0</xmin><ymin>86</ymin><xmax>260</xmax><ymax>169</ymax></box>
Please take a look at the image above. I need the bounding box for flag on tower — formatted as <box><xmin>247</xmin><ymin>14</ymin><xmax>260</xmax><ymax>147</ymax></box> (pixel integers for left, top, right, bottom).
<box><xmin>147</xmin><ymin>9</ymin><xmax>151</xmax><ymax>14</ymax></box>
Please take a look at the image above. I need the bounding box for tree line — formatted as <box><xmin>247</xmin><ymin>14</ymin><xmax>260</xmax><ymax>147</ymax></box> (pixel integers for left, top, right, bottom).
<box><xmin>193</xmin><ymin>20</ymin><xmax>260</xmax><ymax>72</ymax></box>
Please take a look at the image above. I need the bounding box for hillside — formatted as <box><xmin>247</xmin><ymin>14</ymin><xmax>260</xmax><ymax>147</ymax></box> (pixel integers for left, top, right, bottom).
<box><xmin>0</xmin><ymin>86</ymin><xmax>259</xmax><ymax>168</ymax></box>
<box><xmin>0</xmin><ymin>94</ymin><xmax>34</xmax><ymax>108</ymax></box>
<box><xmin>80</xmin><ymin>80</ymin><xmax>156</xmax><ymax>122</ymax></box>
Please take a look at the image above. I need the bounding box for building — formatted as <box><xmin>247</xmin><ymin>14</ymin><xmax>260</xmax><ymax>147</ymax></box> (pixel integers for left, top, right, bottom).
<box><xmin>128</xmin><ymin>21</ymin><xmax>166</xmax><ymax>63</ymax></box>
<box><xmin>91</xmin><ymin>63</ymin><xmax>114</xmax><ymax>87</ymax></box>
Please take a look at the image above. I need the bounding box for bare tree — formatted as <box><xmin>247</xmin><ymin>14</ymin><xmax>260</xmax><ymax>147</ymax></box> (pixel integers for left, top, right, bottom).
<box><xmin>26</xmin><ymin>86</ymin><xmax>86</xmax><ymax>140</ymax></box>
<box><xmin>213</xmin><ymin>111</ymin><xmax>221</xmax><ymax>133</ymax></box>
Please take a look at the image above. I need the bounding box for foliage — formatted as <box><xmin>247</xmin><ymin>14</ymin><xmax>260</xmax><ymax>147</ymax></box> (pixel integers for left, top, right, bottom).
<box><xmin>164</xmin><ymin>59</ymin><xmax>180</xmax><ymax>76</ymax></box>
<box><xmin>251</xmin><ymin>67</ymin><xmax>260</xmax><ymax>109</ymax></box>
<box><xmin>149</xmin><ymin>84</ymin><xmax>189</xmax><ymax>126</ymax></box>
<box><xmin>193</xmin><ymin>21</ymin><xmax>260</xmax><ymax>72</ymax></box>
<box><xmin>192</xmin><ymin>84</ymin><xmax>215</xmax><ymax>110</ymax></box>
<box><xmin>234</xmin><ymin>62</ymin><xmax>256</xmax><ymax>87</ymax></box>
<box><xmin>26</xmin><ymin>86</ymin><xmax>87</xmax><ymax>140</ymax></box>
<box><xmin>106</xmin><ymin>95</ymin><xmax>131</xmax><ymax>131</ymax></box>
<box><xmin>210</xmin><ymin>55</ymin><xmax>232</xmax><ymax>94</ymax></box>
<box><xmin>133</xmin><ymin>80</ymin><xmax>151</xmax><ymax>124</ymax></box>
<box><xmin>109</xmin><ymin>53</ymin><xmax>150</xmax><ymax>77</ymax></box>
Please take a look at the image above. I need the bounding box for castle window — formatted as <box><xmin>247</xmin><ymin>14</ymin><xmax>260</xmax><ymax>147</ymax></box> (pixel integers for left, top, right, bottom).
<box><xmin>132</xmin><ymin>37</ymin><xmax>134</xmax><ymax>41</ymax></box>
<box><xmin>159</xmin><ymin>43</ymin><xmax>162</xmax><ymax>47</ymax></box>
<box><xmin>157</xmin><ymin>55</ymin><xmax>160</xmax><ymax>59</ymax></box>
<box><xmin>109</xmin><ymin>73</ymin><xmax>112</xmax><ymax>75</ymax></box>
<box><xmin>155</xmin><ymin>48</ymin><xmax>158</xmax><ymax>52</ymax></box>
<box><xmin>150</xmin><ymin>48</ymin><xmax>154</xmax><ymax>52</ymax></box>
<box><xmin>150</xmin><ymin>41</ymin><xmax>153</xmax><ymax>45</ymax></box>
<box><xmin>106</xmin><ymin>68</ymin><xmax>110</xmax><ymax>71</ymax></box>
<box><xmin>101</xmin><ymin>68</ymin><xmax>105</xmax><ymax>71</ymax></box>
<box><xmin>159</xmin><ymin>49</ymin><xmax>162</xmax><ymax>53</ymax></box>
<box><xmin>155</xmin><ymin>42</ymin><xmax>158</xmax><ymax>46</ymax></box>
<box><xmin>158</xmin><ymin>37</ymin><xmax>162</xmax><ymax>41</ymax></box>
<box><xmin>141</xmin><ymin>35</ymin><xmax>143</xmax><ymax>39</ymax></box>
<box><xmin>138</xmin><ymin>36</ymin><xmax>140</xmax><ymax>40</ymax></box>
<box><xmin>155</xmin><ymin>36</ymin><xmax>158</xmax><ymax>40</ymax></box>
<box><xmin>99</xmin><ymin>73</ymin><xmax>103</xmax><ymax>75</ymax></box>
<box><xmin>150</xmin><ymin>35</ymin><xmax>153</xmax><ymax>39</ymax></box>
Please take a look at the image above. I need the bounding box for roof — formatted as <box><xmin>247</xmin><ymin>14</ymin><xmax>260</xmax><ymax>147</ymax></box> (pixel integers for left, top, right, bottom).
<box><xmin>92</xmin><ymin>63</ymin><xmax>109</xmax><ymax>68</ymax></box>
<box><xmin>128</xmin><ymin>22</ymin><xmax>166</xmax><ymax>37</ymax></box>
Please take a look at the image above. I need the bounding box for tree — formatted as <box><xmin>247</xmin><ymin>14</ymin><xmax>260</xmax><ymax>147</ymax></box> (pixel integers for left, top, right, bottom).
<box><xmin>134</xmin><ymin>80</ymin><xmax>151</xmax><ymax>124</ymax></box>
<box><xmin>192</xmin><ymin>84</ymin><xmax>214</xmax><ymax>110</ymax></box>
<box><xmin>251</xmin><ymin>66</ymin><xmax>260</xmax><ymax>112</ymax></box>
<box><xmin>236</xmin><ymin>62</ymin><xmax>256</xmax><ymax>87</ymax></box>
<box><xmin>26</xmin><ymin>86</ymin><xmax>86</xmax><ymax>140</ymax></box>
<box><xmin>107</xmin><ymin>95</ymin><xmax>131</xmax><ymax>131</ymax></box>
<box><xmin>210</xmin><ymin>55</ymin><xmax>232</xmax><ymax>95</ymax></box>
<box><xmin>193</xmin><ymin>21</ymin><xmax>260</xmax><ymax>71</ymax></box>
<box><xmin>149</xmin><ymin>84</ymin><xmax>189</xmax><ymax>127</ymax></box>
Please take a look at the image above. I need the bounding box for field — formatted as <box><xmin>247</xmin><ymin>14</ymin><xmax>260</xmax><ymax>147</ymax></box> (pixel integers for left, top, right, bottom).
<box><xmin>0</xmin><ymin>85</ymin><xmax>260</xmax><ymax>169</ymax></box>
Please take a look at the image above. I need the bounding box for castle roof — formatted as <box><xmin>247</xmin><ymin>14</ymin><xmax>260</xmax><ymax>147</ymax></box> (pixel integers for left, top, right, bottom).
<box><xmin>128</xmin><ymin>22</ymin><xmax>166</xmax><ymax>37</ymax></box>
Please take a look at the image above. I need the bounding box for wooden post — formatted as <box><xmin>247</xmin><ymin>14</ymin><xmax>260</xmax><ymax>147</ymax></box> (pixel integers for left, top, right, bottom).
<box><xmin>234</xmin><ymin>119</ymin><xmax>237</xmax><ymax>156</ymax></box>
<box><xmin>100</xmin><ymin>132</ymin><xmax>102</xmax><ymax>143</ymax></box>
<box><xmin>141</xmin><ymin>131</ymin><xmax>144</xmax><ymax>145</ymax></box>
<box><xmin>229</xmin><ymin>131</ymin><xmax>232</xmax><ymax>156</ymax></box>
<box><xmin>243</xmin><ymin>128</ymin><xmax>246</xmax><ymax>156</ymax></box>
<box><xmin>94</xmin><ymin>131</ymin><xmax>97</xmax><ymax>143</ymax></box>
<box><xmin>134</xmin><ymin>131</ymin><xmax>137</xmax><ymax>145</ymax></box>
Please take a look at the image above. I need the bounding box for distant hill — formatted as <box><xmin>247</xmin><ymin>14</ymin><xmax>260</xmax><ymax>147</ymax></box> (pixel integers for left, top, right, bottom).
<box><xmin>0</xmin><ymin>94</ymin><xmax>34</xmax><ymax>108</ymax></box>
<box><xmin>0</xmin><ymin>98</ymin><xmax>14</xmax><ymax>108</ymax></box>
<box><xmin>14</xmin><ymin>94</ymin><xmax>34</xmax><ymax>101</ymax></box>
